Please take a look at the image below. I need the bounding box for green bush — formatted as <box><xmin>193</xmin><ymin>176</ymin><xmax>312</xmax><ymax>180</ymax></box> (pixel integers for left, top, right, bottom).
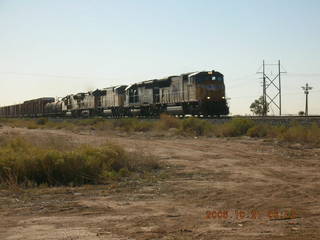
<box><xmin>157</xmin><ymin>114</ymin><xmax>181</xmax><ymax>130</ymax></box>
<box><xmin>247</xmin><ymin>124</ymin><xmax>269</xmax><ymax>137</ymax></box>
<box><xmin>307</xmin><ymin>123</ymin><xmax>320</xmax><ymax>144</ymax></box>
<box><xmin>113</xmin><ymin>118</ymin><xmax>138</xmax><ymax>132</ymax></box>
<box><xmin>26</xmin><ymin>122</ymin><xmax>39</xmax><ymax>129</ymax></box>
<box><xmin>36</xmin><ymin>118</ymin><xmax>48</xmax><ymax>125</ymax></box>
<box><xmin>0</xmin><ymin>138</ymin><xmax>160</xmax><ymax>187</ymax></box>
<box><xmin>279</xmin><ymin>123</ymin><xmax>320</xmax><ymax>145</ymax></box>
<box><xmin>73</xmin><ymin>117</ymin><xmax>105</xmax><ymax>126</ymax></box>
<box><xmin>112</xmin><ymin>118</ymin><xmax>154</xmax><ymax>132</ymax></box>
<box><xmin>266</xmin><ymin>125</ymin><xmax>287</xmax><ymax>138</ymax></box>
<box><xmin>93</xmin><ymin>120</ymin><xmax>113</xmax><ymax>131</ymax></box>
<box><xmin>219</xmin><ymin>118</ymin><xmax>254</xmax><ymax>137</ymax></box>
<box><xmin>179</xmin><ymin>117</ymin><xmax>214</xmax><ymax>136</ymax></box>
<box><xmin>134</xmin><ymin>121</ymin><xmax>154</xmax><ymax>132</ymax></box>
<box><xmin>280</xmin><ymin>125</ymin><xmax>306</xmax><ymax>143</ymax></box>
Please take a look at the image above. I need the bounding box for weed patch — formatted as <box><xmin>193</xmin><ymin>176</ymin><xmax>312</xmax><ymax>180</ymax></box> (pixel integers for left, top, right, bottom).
<box><xmin>179</xmin><ymin>118</ymin><xmax>214</xmax><ymax>136</ymax></box>
<box><xmin>0</xmin><ymin>138</ymin><xmax>160</xmax><ymax>187</ymax></box>
<box><xmin>218</xmin><ymin>118</ymin><xmax>255</xmax><ymax>137</ymax></box>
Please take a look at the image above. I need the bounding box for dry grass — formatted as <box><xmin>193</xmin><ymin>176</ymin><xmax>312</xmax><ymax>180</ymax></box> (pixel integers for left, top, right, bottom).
<box><xmin>1</xmin><ymin>117</ymin><xmax>320</xmax><ymax>146</ymax></box>
<box><xmin>0</xmin><ymin>136</ymin><xmax>161</xmax><ymax>188</ymax></box>
<box><xmin>179</xmin><ymin>117</ymin><xmax>214</xmax><ymax>136</ymax></box>
<box><xmin>215</xmin><ymin>118</ymin><xmax>255</xmax><ymax>137</ymax></box>
<box><xmin>279</xmin><ymin>122</ymin><xmax>320</xmax><ymax>145</ymax></box>
<box><xmin>156</xmin><ymin>114</ymin><xmax>181</xmax><ymax>130</ymax></box>
<box><xmin>245</xmin><ymin>122</ymin><xmax>320</xmax><ymax>145</ymax></box>
<box><xmin>112</xmin><ymin>118</ymin><xmax>154</xmax><ymax>132</ymax></box>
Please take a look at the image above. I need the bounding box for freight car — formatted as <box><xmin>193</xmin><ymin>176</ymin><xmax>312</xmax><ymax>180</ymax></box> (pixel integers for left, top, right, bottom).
<box><xmin>0</xmin><ymin>70</ymin><xmax>229</xmax><ymax>118</ymax></box>
<box><xmin>0</xmin><ymin>98</ymin><xmax>54</xmax><ymax>118</ymax></box>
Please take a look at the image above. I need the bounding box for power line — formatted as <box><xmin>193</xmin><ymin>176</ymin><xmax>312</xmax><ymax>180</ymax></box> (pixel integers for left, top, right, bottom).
<box><xmin>227</xmin><ymin>95</ymin><xmax>260</xmax><ymax>100</ymax></box>
<box><xmin>287</xmin><ymin>72</ymin><xmax>320</xmax><ymax>77</ymax></box>
<box><xmin>0</xmin><ymin>72</ymin><xmax>122</xmax><ymax>81</ymax></box>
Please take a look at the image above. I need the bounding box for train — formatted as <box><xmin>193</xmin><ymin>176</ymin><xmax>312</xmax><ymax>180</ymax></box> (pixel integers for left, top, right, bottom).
<box><xmin>0</xmin><ymin>70</ymin><xmax>229</xmax><ymax>118</ymax></box>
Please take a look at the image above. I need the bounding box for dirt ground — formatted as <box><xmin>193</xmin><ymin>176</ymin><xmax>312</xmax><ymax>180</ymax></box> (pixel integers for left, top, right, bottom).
<box><xmin>0</xmin><ymin>126</ymin><xmax>320</xmax><ymax>240</ymax></box>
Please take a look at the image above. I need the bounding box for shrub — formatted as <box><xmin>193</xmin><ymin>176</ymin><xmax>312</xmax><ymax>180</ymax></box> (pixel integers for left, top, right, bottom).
<box><xmin>179</xmin><ymin>117</ymin><xmax>214</xmax><ymax>136</ymax></box>
<box><xmin>112</xmin><ymin>118</ymin><xmax>154</xmax><ymax>132</ymax></box>
<box><xmin>219</xmin><ymin>118</ymin><xmax>254</xmax><ymax>137</ymax></box>
<box><xmin>73</xmin><ymin>117</ymin><xmax>105</xmax><ymax>126</ymax></box>
<box><xmin>266</xmin><ymin>125</ymin><xmax>287</xmax><ymax>138</ymax></box>
<box><xmin>279</xmin><ymin>123</ymin><xmax>320</xmax><ymax>145</ymax></box>
<box><xmin>113</xmin><ymin>118</ymin><xmax>138</xmax><ymax>132</ymax></box>
<box><xmin>157</xmin><ymin>114</ymin><xmax>181</xmax><ymax>130</ymax></box>
<box><xmin>247</xmin><ymin>124</ymin><xmax>269</xmax><ymax>137</ymax></box>
<box><xmin>306</xmin><ymin>123</ymin><xmax>320</xmax><ymax>144</ymax></box>
<box><xmin>280</xmin><ymin>125</ymin><xmax>307</xmax><ymax>143</ymax></box>
<box><xmin>26</xmin><ymin>122</ymin><xmax>39</xmax><ymax>129</ymax></box>
<box><xmin>0</xmin><ymin>138</ymin><xmax>160</xmax><ymax>187</ymax></box>
<box><xmin>36</xmin><ymin>118</ymin><xmax>48</xmax><ymax>125</ymax></box>
<box><xmin>93</xmin><ymin>120</ymin><xmax>113</xmax><ymax>131</ymax></box>
<box><xmin>134</xmin><ymin>121</ymin><xmax>154</xmax><ymax>132</ymax></box>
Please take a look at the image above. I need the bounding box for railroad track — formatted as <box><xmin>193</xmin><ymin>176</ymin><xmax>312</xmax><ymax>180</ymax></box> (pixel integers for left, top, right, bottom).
<box><xmin>204</xmin><ymin>115</ymin><xmax>320</xmax><ymax>125</ymax></box>
<box><xmin>46</xmin><ymin>115</ymin><xmax>320</xmax><ymax>121</ymax></box>
<box><xmin>226</xmin><ymin>115</ymin><xmax>320</xmax><ymax>120</ymax></box>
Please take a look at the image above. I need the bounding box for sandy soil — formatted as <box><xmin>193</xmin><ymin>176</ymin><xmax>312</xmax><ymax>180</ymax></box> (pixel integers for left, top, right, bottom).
<box><xmin>0</xmin><ymin>126</ymin><xmax>320</xmax><ymax>240</ymax></box>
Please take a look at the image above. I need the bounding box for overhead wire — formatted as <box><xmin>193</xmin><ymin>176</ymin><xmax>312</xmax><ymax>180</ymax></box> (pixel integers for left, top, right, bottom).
<box><xmin>0</xmin><ymin>72</ymin><xmax>122</xmax><ymax>81</ymax></box>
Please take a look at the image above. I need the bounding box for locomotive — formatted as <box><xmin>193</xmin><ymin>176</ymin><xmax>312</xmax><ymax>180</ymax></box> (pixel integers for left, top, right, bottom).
<box><xmin>0</xmin><ymin>70</ymin><xmax>229</xmax><ymax>118</ymax></box>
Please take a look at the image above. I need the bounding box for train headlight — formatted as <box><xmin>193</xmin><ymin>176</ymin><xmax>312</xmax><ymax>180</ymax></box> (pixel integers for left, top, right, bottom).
<box><xmin>207</xmin><ymin>96</ymin><xmax>211</xmax><ymax>99</ymax></box>
<box><xmin>222</xmin><ymin>96</ymin><xmax>225</xmax><ymax>99</ymax></box>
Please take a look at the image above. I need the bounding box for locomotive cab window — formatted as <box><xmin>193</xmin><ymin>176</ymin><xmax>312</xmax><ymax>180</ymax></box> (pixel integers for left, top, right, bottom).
<box><xmin>216</xmin><ymin>76</ymin><xmax>224</xmax><ymax>81</ymax></box>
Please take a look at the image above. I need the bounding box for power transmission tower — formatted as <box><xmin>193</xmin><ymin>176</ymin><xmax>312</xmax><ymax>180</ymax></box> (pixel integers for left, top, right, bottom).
<box><xmin>302</xmin><ymin>83</ymin><xmax>313</xmax><ymax>116</ymax></box>
<box><xmin>257</xmin><ymin>60</ymin><xmax>286</xmax><ymax>116</ymax></box>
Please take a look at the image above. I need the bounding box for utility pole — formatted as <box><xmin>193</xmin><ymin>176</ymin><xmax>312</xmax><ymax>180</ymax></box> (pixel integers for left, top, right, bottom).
<box><xmin>262</xmin><ymin>60</ymin><xmax>267</xmax><ymax>116</ymax></box>
<box><xmin>257</xmin><ymin>60</ymin><xmax>286</xmax><ymax>116</ymax></box>
<box><xmin>278</xmin><ymin>60</ymin><xmax>282</xmax><ymax>115</ymax></box>
<box><xmin>302</xmin><ymin>83</ymin><xmax>312</xmax><ymax>116</ymax></box>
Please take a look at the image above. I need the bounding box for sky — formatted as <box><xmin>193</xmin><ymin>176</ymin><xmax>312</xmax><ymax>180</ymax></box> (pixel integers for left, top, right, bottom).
<box><xmin>0</xmin><ymin>0</ymin><xmax>319</xmax><ymax>115</ymax></box>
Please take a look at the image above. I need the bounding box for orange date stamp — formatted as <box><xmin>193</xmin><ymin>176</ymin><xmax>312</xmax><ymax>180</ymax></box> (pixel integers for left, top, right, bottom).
<box><xmin>205</xmin><ymin>209</ymin><xmax>297</xmax><ymax>220</ymax></box>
